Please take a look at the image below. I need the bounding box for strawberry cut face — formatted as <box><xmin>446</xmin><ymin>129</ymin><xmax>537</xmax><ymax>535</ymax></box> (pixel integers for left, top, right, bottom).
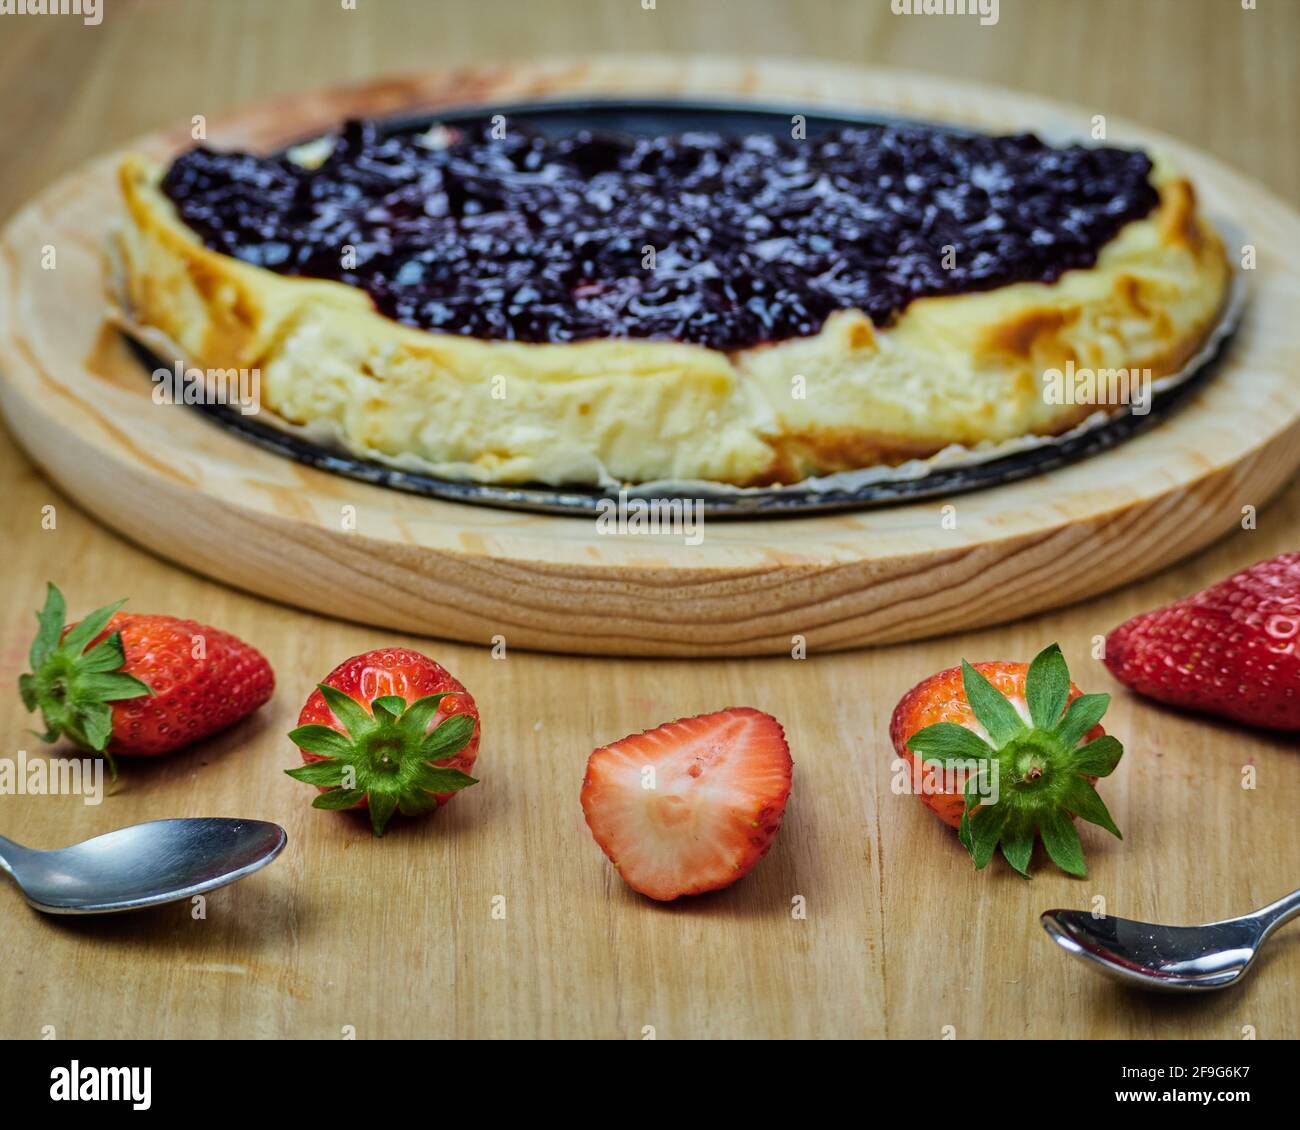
<box><xmin>581</xmin><ymin>708</ymin><xmax>793</xmax><ymax>902</ymax></box>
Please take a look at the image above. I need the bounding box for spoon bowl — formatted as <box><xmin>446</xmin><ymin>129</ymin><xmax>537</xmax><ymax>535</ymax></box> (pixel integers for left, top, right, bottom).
<box><xmin>1041</xmin><ymin>888</ymin><xmax>1300</xmax><ymax>992</ymax></box>
<box><xmin>0</xmin><ymin>818</ymin><xmax>287</xmax><ymax>914</ymax></box>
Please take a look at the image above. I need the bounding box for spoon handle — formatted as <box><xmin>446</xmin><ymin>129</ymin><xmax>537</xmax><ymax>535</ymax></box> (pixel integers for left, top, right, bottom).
<box><xmin>1250</xmin><ymin>888</ymin><xmax>1300</xmax><ymax>941</ymax></box>
<box><xmin>0</xmin><ymin>835</ymin><xmax>19</xmax><ymax>878</ymax></box>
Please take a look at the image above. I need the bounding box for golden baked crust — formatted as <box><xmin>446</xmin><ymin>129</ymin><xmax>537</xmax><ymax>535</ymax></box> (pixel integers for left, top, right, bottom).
<box><xmin>114</xmin><ymin>154</ymin><xmax>1228</xmax><ymax>487</ymax></box>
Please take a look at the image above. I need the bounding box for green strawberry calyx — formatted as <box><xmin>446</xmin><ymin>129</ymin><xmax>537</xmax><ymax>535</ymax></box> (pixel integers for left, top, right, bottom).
<box><xmin>285</xmin><ymin>684</ymin><xmax>478</xmax><ymax>837</ymax></box>
<box><xmin>18</xmin><ymin>583</ymin><xmax>153</xmax><ymax>779</ymax></box>
<box><xmin>905</xmin><ymin>643</ymin><xmax>1123</xmax><ymax>878</ymax></box>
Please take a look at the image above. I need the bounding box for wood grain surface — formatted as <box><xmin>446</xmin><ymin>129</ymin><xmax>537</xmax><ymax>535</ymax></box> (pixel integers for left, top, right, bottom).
<box><xmin>0</xmin><ymin>0</ymin><xmax>1297</xmax><ymax>1040</ymax></box>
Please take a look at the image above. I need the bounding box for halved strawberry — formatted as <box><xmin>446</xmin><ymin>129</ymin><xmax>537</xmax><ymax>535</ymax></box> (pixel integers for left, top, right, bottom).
<box><xmin>890</xmin><ymin>644</ymin><xmax>1122</xmax><ymax>877</ymax></box>
<box><xmin>580</xmin><ymin>707</ymin><xmax>793</xmax><ymax>902</ymax></box>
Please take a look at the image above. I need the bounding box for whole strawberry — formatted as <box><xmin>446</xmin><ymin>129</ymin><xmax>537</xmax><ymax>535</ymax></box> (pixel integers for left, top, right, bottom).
<box><xmin>890</xmin><ymin>644</ymin><xmax>1122</xmax><ymax>877</ymax></box>
<box><xmin>1105</xmin><ymin>552</ymin><xmax>1300</xmax><ymax>731</ymax></box>
<box><xmin>286</xmin><ymin>648</ymin><xmax>479</xmax><ymax>837</ymax></box>
<box><xmin>19</xmin><ymin>583</ymin><xmax>275</xmax><ymax>774</ymax></box>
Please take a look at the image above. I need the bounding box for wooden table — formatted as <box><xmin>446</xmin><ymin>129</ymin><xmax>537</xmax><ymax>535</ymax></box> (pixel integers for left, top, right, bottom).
<box><xmin>1</xmin><ymin>0</ymin><xmax>1296</xmax><ymax>1040</ymax></box>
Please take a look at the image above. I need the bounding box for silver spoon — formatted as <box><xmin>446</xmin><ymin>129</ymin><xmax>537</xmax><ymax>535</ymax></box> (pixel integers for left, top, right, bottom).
<box><xmin>1041</xmin><ymin>888</ymin><xmax>1300</xmax><ymax>991</ymax></box>
<box><xmin>0</xmin><ymin>818</ymin><xmax>287</xmax><ymax>914</ymax></box>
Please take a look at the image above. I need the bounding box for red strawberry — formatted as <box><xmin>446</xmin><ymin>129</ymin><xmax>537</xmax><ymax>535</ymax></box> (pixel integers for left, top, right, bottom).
<box><xmin>19</xmin><ymin>583</ymin><xmax>274</xmax><ymax>774</ymax></box>
<box><xmin>889</xmin><ymin>645</ymin><xmax>1121</xmax><ymax>877</ymax></box>
<box><xmin>580</xmin><ymin>707</ymin><xmax>792</xmax><ymax>901</ymax></box>
<box><xmin>287</xmin><ymin>648</ymin><xmax>480</xmax><ymax>837</ymax></box>
<box><xmin>1105</xmin><ymin>552</ymin><xmax>1300</xmax><ymax>731</ymax></box>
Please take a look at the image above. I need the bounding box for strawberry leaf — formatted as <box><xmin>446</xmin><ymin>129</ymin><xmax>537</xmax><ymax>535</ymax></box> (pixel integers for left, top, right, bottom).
<box><xmin>1055</xmin><ymin>693</ymin><xmax>1110</xmax><ymax>748</ymax></box>
<box><xmin>316</xmin><ymin>684</ymin><xmax>375</xmax><ymax>739</ymax></box>
<box><xmin>78</xmin><ymin>672</ymin><xmax>153</xmax><ymax>702</ymax></box>
<box><xmin>999</xmin><ymin>817</ymin><xmax>1035</xmax><ymax>878</ymax></box>
<box><xmin>80</xmin><ymin>633</ymin><xmax>128</xmax><ymax>674</ymax></box>
<box><xmin>957</xmin><ymin>807</ymin><xmax>972</xmax><ymax>852</ymax></box>
<box><xmin>371</xmin><ymin>695</ymin><xmax>406</xmax><ymax>723</ymax></box>
<box><xmin>287</xmin><ymin>724</ymin><xmax>355</xmax><ymax>759</ymax></box>
<box><xmin>398</xmin><ymin>790</ymin><xmax>441</xmax><ymax>817</ymax></box>
<box><xmin>960</xmin><ymin>661</ymin><xmax>1026</xmax><ymax>746</ymax></box>
<box><xmin>367</xmin><ymin>792</ymin><xmax>398</xmax><ymax>837</ymax></box>
<box><xmin>1039</xmin><ymin>809</ymin><xmax>1087</xmax><ymax>878</ymax></box>
<box><xmin>957</xmin><ymin>772</ymin><xmax>982</xmax><ymax>852</ymax></box>
<box><xmin>312</xmin><ymin>788</ymin><xmax>365</xmax><ymax>810</ymax></box>
<box><xmin>29</xmin><ymin>583</ymin><xmax>66</xmax><ymax>668</ymax></box>
<box><xmin>968</xmin><ymin>804</ymin><xmax>1008</xmax><ymax>870</ymax></box>
<box><xmin>905</xmin><ymin>721</ymin><xmax>993</xmax><ymax>763</ymax></box>
<box><xmin>1026</xmin><ymin>644</ymin><xmax>1070</xmax><ymax>730</ymax></box>
<box><xmin>61</xmin><ymin>598</ymin><xmax>127</xmax><ymax>655</ymax></box>
<box><xmin>285</xmin><ymin>760</ymin><xmax>347</xmax><ymax>786</ymax></box>
<box><xmin>413</xmin><ymin>766</ymin><xmax>477</xmax><ymax>793</ymax></box>
<box><xmin>1062</xmin><ymin>776</ymin><xmax>1122</xmax><ymax>839</ymax></box>
<box><xmin>421</xmin><ymin>713</ymin><xmax>475</xmax><ymax>761</ymax></box>
<box><xmin>1067</xmin><ymin>735</ymin><xmax>1124</xmax><ymax>777</ymax></box>
<box><xmin>397</xmin><ymin>693</ymin><xmax>456</xmax><ymax>738</ymax></box>
<box><xmin>81</xmin><ymin>702</ymin><xmax>114</xmax><ymax>753</ymax></box>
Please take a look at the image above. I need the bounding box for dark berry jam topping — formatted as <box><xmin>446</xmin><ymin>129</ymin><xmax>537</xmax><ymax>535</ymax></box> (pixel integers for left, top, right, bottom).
<box><xmin>160</xmin><ymin>118</ymin><xmax>1159</xmax><ymax>351</ymax></box>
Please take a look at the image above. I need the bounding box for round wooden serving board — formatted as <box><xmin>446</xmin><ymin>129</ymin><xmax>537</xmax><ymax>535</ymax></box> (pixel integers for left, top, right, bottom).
<box><xmin>2</xmin><ymin>57</ymin><xmax>1298</xmax><ymax>657</ymax></box>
